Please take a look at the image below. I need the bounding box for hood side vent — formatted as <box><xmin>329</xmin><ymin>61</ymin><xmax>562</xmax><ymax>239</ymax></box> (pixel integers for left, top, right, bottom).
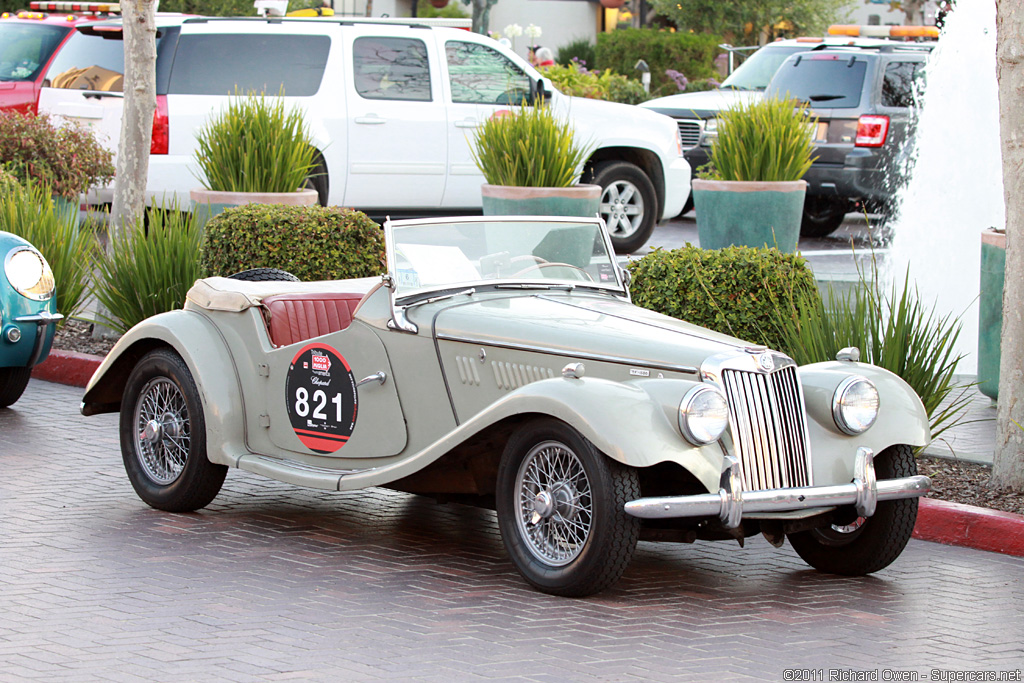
<box><xmin>492</xmin><ymin>361</ymin><xmax>555</xmax><ymax>390</ymax></box>
<box><xmin>455</xmin><ymin>355</ymin><xmax>481</xmax><ymax>386</ymax></box>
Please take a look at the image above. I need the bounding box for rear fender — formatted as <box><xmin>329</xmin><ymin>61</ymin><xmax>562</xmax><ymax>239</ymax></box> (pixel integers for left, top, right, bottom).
<box><xmin>81</xmin><ymin>310</ymin><xmax>246</xmax><ymax>468</ymax></box>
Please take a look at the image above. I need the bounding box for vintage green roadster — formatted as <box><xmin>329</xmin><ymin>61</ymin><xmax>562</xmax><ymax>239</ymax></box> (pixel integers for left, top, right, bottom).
<box><xmin>82</xmin><ymin>216</ymin><xmax>931</xmax><ymax>596</ymax></box>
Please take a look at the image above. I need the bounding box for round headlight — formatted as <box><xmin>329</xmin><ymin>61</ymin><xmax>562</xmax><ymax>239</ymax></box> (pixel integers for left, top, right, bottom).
<box><xmin>5</xmin><ymin>247</ymin><xmax>55</xmax><ymax>301</ymax></box>
<box><xmin>833</xmin><ymin>376</ymin><xmax>879</xmax><ymax>435</ymax></box>
<box><xmin>678</xmin><ymin>386</ymin><xmax>729</xmax><ymax>445</ymax></box>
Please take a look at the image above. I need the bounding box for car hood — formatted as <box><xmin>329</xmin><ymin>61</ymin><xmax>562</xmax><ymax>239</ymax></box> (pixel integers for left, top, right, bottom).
<box><xmin>432</xmin><ymin>293</ymin><xmax>748</xmax><ymax>370</ymax></box>
<box><xmin>640</xmin><ymin>89</ymin><xmax>761</xmax><ymax>119</ymax></box>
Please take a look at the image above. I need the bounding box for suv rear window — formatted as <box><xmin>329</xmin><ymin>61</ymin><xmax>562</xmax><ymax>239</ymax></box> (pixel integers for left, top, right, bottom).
<box><xmin>169</xmin><ymin>34</ymin><xmax>330</xmax><ymax>96</ymax></box>
<box><xmin>768</xmin><ymin>54</ymin><xmax>867</xmax><ymax>108</ymax></box>
<box><xmin>43</xmin><ymin>30</ymin><xmax>127</xmax><ymax>91</ymax></box>
<box><xmin>0</xmin><ymin>22</ymin><xmax>70</xmax><ymax>82</ymax></box>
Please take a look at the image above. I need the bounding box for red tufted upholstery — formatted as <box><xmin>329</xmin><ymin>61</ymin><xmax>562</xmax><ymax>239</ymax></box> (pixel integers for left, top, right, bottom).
<box><xmin>261</xmin><ymin>292</ymin><xmax>365</xmax><ymax>347</ymax></box>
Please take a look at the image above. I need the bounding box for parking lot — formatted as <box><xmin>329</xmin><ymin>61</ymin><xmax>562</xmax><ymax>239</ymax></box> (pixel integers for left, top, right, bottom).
<box><xmin>2</xmin><ymin>379</ymin><xmax>1022</xmax><ymax>682</ymax></box>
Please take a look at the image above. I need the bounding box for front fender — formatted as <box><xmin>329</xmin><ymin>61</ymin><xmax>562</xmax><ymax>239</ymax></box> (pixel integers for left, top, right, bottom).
<box><xmin>81</xmin><ymin>309</ymin><xmax>246</xmax><ymax>468</ymax></box>
<box><xmin>340</xmin><ymin>375</ymin><xmax>724</xmax><ymax>494</ymax></box>
<box><xmin>800</xmin><ymin>360</ymin><xmax>931</xmax><ymax>484</ymax></box>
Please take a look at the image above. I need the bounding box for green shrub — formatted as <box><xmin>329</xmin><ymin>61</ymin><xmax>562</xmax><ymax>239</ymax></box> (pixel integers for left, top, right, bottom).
<box><xmin>471</xmin><ymin>103</ymin><xmax>591</xmax><ymax>188</ymax></box>
<box><xmin>0</xmin><ymin>167</ymin><xmax>21</xmax><ymax>195</ymax></box>
<box><xmin>775</xmin><ymin>271</ymin><xmax>971</xmax><ymax>439</ymax></box>
<box><xmin>628</xmin><ymin>244</ymin><xmax>820</xmax><ymax>351</ymax></box>
<box><xmin>556</xmin><ymin>38</ymin><xmax>597</xmax><ymax>69</ymax></box>
<box><xmin>544</xmin><ymin>62</ymin><xmax>607</xmax><ymax>99</ymax></box>
<box><xmin>201</xmin><ymin>204</ymin><xmax>385</xmax><ymax>281</ymax></box>
<box><xmin>194</xmin><ymin>91</ymin><xmax>317</xmax><ymax>194</ymax></box>
<box><xmin>0</xmin><ymin>181</ymin><xmax>97</xmax><ymax>322</ymax></box>
<box><xmin>597</xmin><ymin>29</ymin><xmax>720</xmax><ymax>96</ymax></box>
<box><xmin>91</xmin><ymin>207</ymin><xmax>203</xmax><ymax>334</ymax></box>
<box><xmin>604</xmin><ymin>73</ymin><xmax>650</xmax><ymax>105</ymax></box>
<box><xmin>706</xmin><ymin>96</ymin><xmax>817</xmax><ymax>182</ymax></box>
<box><xmin>0</xmin><ymin>111</ymin><xmax>114</xmax><ymax>200</ymax></box>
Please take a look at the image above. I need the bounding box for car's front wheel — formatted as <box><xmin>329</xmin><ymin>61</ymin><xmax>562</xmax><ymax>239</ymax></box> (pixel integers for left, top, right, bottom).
<box><xmin>0</xmin><ymin>366</ymin><xmax>32</xmax><ymax>408</ymax></box>
<box><xmin>800</xmin><ymin>196</ymin><xmax>849</xmax><ymax>238</ymax></box>
<box><xmin>496</xmin><ymin>419</ymin><xmax>640</xmax><ymax>597</ymax></box>
<box><xmin>587</xmin><ymin>161</ymin><xmax>658</xmax><ymax>255</ymax></box>
<box><xmin>120</xmin><ymin>348</ymin><xmax>227</xmax><ymax>512</ymax></box>
<box><xmin>787</xmin><ymin>444</ymin><xmax>918</xmax><ymax>575</ymax></box>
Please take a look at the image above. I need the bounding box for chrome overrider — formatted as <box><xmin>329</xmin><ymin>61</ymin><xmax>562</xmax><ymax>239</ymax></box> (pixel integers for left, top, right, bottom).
<box><xmin>625</xmin><ymin>446</ymin><xmax>932</xmax><ymax>528</ymax></box>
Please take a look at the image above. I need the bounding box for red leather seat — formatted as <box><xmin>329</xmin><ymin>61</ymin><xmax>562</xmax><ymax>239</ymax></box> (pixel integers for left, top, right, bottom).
<box><xmin>261</xmin><ymin>292</ymin><xmax>365</xmax><ymax>347</ymax></box>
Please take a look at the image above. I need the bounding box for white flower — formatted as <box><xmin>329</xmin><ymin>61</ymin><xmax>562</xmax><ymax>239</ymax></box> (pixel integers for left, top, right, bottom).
<box><xmin>525</xmin><ymin>24</ymin><xmax>542</xmax><ymax>40</ymax></box>
<box><xmin>503</xmin><ymin>23</ymin><xmax>523</xmax><ymax>38</ymax></box>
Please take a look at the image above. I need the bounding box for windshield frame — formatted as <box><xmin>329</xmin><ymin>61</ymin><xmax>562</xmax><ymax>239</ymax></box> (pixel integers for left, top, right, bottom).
<box><xmin>382</xmin><ymin>215</ymin><xmax>628</xmax><ymax>333</ymax></box>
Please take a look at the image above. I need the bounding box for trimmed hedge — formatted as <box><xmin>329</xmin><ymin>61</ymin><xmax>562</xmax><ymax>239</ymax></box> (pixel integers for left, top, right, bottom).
<box><xmin>628</xmin><ymin>245</ymin><xmax>821</xmax><ymax>351</ymax></box>
<box><xmin>201</xmin><ymin>204</ymin><xmax>385</xmax><ymax>281</ymax></box>
<box><xmin>596</xmin><ymin>29</ymin><xmax>721</xmax><ymax>97</ymax></box>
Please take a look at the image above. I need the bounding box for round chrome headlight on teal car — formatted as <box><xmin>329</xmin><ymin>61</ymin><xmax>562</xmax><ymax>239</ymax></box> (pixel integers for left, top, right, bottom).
<box><xmin>678</xmin><ymin>386</ymin><xmax>730</xmax><ymax>445</ymax></box>
<box><xmin>5</xmin><ymin>246</ymin><xmax>55</xmax><ymax>301</ymax></box>
<box><xmin>832</xmin><ymin>376</ymin><xmax>879</xmax><ymax>435</ymax></box>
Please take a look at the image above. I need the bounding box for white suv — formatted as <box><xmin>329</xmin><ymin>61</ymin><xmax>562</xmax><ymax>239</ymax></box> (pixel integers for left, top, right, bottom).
<box><xmin>38</xmin><ymin>16</ymin><xmax>690</xmax><ymax>253</ymax></box>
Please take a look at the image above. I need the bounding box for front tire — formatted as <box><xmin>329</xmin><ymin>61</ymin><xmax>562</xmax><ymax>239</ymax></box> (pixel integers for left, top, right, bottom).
<box><xmin>587</xmin><ymin>161</ymin><xmax>658</xmax><ymax>255</ymax></box>
<box><xmin>496</xmin><ymin>419</ymin><xmax>640</xmax><ymax>597</ymax></box>
<box><xmin>120</xmin><ymin>349</ymin><xmax>227</xmax><ymax>512</ymax></box>
<box><xmin>787</xmin><ymin>444</ymin><xmax>918</xmax><ymax>575</ymax></box>
<box><xmin>0</xmin><ymin>367</ymin><xmax>32</xmax><ymax>408</ymax></box>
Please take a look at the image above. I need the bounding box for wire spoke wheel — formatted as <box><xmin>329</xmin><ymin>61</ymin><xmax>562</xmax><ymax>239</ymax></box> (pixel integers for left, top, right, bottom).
<box><xmin>515</xmin><ymin>440</ymin><xmax>593</xmax><ymax>566</ymax></box>
<box><xmin>133</xmin><ymin>377</ymin><xmax>191</xmax><ymax>485</ymax></box>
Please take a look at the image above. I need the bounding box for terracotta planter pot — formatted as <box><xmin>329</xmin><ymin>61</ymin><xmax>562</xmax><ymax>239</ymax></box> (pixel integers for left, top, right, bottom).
<box><xmin>480</xmin><ymin>184</ymin><xmax>601</xmax><ymax>218</ymax></box>
<box><xmin>978</xmin><ymin>229</ymin><xmax>1006</xmax><ymax>400</ymax></box>
<box><xmin>190</xmin><ymin>188</ymin><xmax>319</xmax><ymax>227</ymax></box>
<box><xmin>691</xmin><ymin>179</ymin><xmax>806</xmax><ymax>253</ymax></box>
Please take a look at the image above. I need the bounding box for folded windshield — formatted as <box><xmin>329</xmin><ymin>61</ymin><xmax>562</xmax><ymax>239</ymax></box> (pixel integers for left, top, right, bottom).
<box><xmin>387</xmin><ymin>218</ymin><xmax>622</xmax><ymax>299</ymax></box>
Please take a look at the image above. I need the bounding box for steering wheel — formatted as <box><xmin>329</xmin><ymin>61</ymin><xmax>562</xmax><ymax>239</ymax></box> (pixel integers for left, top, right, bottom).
<box><xmin>512</xmin><ymin>261</ymin><xmax>594</xmax><ymax>282</ymax></box>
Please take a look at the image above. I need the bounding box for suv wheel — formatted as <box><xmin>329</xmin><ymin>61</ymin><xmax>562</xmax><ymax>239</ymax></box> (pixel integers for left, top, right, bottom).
<box><xmin>801</xmin><ymin>197</ymin><xmax>849</xmax><ymax>238</ymax></box>
<box><xmin>587</xmin><ymin>161</ymin><xmax>658</xmax><ymax>255</ymax></box>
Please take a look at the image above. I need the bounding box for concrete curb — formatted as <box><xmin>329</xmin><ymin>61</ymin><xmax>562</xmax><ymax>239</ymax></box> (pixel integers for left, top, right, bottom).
<box><xmin>33</xmin><ymin>350</ymin><xmax>1024</xmax><ymax>559</ymax></box>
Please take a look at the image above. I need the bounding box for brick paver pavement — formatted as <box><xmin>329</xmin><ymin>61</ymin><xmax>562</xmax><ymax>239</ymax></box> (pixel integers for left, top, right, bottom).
<box><xmin>2</xmin><ymin>379</ymin><xmax>1022</xmax><ymax>682</ymax></box>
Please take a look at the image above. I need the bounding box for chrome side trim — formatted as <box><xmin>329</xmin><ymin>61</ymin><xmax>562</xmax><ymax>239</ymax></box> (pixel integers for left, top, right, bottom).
<box><xmin>435</xmin><ymin>333</ymin><xmax>699</xmax><ymax>375</ymax></box>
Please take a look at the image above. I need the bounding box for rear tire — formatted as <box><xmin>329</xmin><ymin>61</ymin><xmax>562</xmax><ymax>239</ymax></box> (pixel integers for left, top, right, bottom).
<box><xmin>304</xmin><ymin>155</ymin><xmax>329</xmax><ymax>207</ymax></box>
<box><xmin>0</xmin><ymin>367</ymin><xmax>32</xmax><ymax>408</ymax></box>
<box><xmin>787</xmin><ymin>444</ymin><xmax>918</xmax><ymax>575</ymax></box>
<box><xmin>800</xmin><ymin>197</ymin><xmax>848</xmax><ymax>237</ymax></box>
<box><xmin>228</xmin><ymin>268</ymin><xmax>300</xmax><ymax>282</ymax></box>
<box><xmin>120</xmin><ymin>349</ymin><xmax>227</xmax><ymax>512</ymax></box>
<box><xmin>587</xmin><ymin>161</ymin><xmax>658</xmax><ymax>255</ymax></box>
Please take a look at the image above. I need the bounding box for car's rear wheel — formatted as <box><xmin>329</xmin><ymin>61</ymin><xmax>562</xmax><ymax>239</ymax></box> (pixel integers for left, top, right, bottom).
<box><xmin>800</xmin><ymin>196</ymin><xmax>849</xmax><ymax>238</ymax></box>
<box><xmin>587</xmin><ymin>161</ymin><xmax>658</xmax><ymax>255</ymax></box>
<box><xmin>496</xmin><ymin>418</ymin><xmax>640</xmax><ymax>597</ymax></box>
<box><xmin>228</xmin><ymin>268</ymin><xmax>300</xmax><ymax>282</ymax></box>
<box><xmin>787</xmin><ymin>444</ymin><xmax>918</xmax><ymax>575</ymax></box>
<box><xmin>0</xmin><ymin>367</ymin><xmax>32</xmax><ymax>408</ymax></box>
<box><xmin>120</xmin><ymin>349</ymin><xmax>227</xmax><ymax>512</ymax></box>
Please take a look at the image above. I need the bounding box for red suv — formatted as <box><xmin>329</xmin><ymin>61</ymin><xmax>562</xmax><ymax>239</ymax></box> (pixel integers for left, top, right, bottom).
<box><xmin>0</xmin><ymin>2</ymin><xmax>119</xmax><ymax>113</ymax></box>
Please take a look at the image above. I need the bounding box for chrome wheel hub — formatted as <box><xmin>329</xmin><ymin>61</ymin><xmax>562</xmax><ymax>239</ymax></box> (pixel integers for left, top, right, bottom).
<box><xmin>515</xmin><ymin>441</ymin><xmax>592</xmax><ymax>566</ymax></box>
<box><xmin>133</xmin><ymin>378</ymin><xmax>191</xmax><ymax>486</ymax></box>
<box><xmin>600</xmin><ymin>181</ymin><xmax>644</xmax><ymax>239</ymax></box>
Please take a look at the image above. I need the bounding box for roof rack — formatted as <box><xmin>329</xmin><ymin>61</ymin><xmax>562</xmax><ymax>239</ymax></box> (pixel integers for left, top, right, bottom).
<box><xmin>809</xmin><ymin>42</ymin><xmax>935</xmax><ymax>54</ymax></box>
<box><xmin>181</xmin><ymin>15</ymin><xmax>471</xmax><ymax>29</ymax></box>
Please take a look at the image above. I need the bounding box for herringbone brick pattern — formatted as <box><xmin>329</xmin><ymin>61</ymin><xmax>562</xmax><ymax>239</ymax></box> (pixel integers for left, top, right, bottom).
<box><xmin>1</xmin><ymin>380</ymin><xmax>1021</xmax><ymax>682</ymax></box>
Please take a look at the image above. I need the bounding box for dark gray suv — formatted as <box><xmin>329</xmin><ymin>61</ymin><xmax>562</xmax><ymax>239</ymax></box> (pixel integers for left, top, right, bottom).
<box><xmin>766</xmin><ymin>44</ymin><xmax>931</xmax><ymax>236</ymax></box>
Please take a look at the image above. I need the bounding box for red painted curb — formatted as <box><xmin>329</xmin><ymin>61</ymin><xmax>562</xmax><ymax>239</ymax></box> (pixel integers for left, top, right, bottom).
<box><xmin>914</xmin><ymin>497</ymin><xmax>1024</xmax><ymax>557</ymax></box>
<box><xmin>31</xmin><ymin>349</ymin><xmax>103</xmax><ymax>389</ymax></box>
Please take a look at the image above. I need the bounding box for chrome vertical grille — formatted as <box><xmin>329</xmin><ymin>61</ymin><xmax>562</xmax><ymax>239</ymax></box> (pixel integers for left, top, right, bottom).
<box><xmin>722</xmin><ymin>365</ymin><xmax>810</xmax><ymax>491</ymax></box>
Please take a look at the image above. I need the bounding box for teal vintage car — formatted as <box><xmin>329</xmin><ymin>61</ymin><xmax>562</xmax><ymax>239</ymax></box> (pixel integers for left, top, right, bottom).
<box><xmin>1</xmin><ymin>230</ymin><xmax>61</xmax><ymax>408</ymax></box>
<box><xmin>82</xmin><ymin>216</ymin><xmax>932</xmax><ymax>596</ymax></box>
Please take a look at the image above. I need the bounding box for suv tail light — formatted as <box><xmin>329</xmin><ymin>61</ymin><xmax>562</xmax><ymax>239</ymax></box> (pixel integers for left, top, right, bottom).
<box><xmin>855</xmin><ymin>115</ymin><xmax>889</xmax><ymax>147</ymax></box>
<box><xmin>151</xmin><ymin>95</ymin><xmax>168</xmax><ymax>155</ymax></box>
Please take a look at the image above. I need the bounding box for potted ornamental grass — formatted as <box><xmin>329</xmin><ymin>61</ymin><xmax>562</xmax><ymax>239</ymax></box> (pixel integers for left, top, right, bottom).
<box><xmin>191</xmin><ymin>90</ymin><xmax>320</xmax><ymax>223</ymax></box>
<box><xmin>693</xmin><ymin>96</ymin><xmax>816</xmax><ymax>253</ymax></box>
<box><xmin>471</xmin><ymin>103</ymin><xmax>598</xmax><ymax>217</ymax></box>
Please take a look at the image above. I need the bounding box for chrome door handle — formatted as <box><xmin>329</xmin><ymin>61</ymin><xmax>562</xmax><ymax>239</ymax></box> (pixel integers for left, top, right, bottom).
<box><xmin>356</xmin><ymin>372</ymin><xmax>387</xmax><ymax>387</ymax></box>
<box><xmin>454</xmin><ymin>119</ymin><xmax>478</xmax><ymax>129</ymax></box>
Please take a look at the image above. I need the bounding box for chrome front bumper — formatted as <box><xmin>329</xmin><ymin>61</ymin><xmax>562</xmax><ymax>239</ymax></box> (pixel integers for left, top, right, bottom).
<box><xmin>624</xmin><ymin>447</ymin><xmax>931</xmax><ymax>529</ymax></box>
